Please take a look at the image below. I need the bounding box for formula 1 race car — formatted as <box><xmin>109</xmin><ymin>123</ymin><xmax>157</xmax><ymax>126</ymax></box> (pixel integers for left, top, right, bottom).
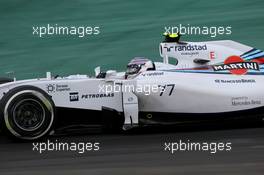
<box><xmin>0</xmin><ymin>35</ymin><xmax>264</xmax><ymax>140</ymax></box>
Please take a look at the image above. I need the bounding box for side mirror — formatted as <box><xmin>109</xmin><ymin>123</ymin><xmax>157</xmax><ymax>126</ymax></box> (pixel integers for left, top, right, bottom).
<box><xmin>94</xmin><ymin>66</ymin><xmax>101</xmax><ymax>77</ymax></box>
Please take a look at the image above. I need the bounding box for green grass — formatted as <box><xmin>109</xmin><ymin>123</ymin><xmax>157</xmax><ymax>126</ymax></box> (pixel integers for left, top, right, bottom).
<box><xmin>0</xmin><ymin>0</ymin><xmax>263</xmax><ymax>79</ymax></box>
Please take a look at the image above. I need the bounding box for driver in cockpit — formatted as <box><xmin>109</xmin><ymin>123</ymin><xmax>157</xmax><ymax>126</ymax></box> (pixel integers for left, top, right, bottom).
<box><xmin>125</xmin><ymin>57</ymin><xmax>155</xmax><ymax>79</ymax></box>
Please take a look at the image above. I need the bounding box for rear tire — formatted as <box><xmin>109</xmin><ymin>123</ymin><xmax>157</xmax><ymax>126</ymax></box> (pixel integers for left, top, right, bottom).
<box><xmin>0</xmin><ymin>86</ymin><xmax>55</xmax><ymax>140</ymax></box>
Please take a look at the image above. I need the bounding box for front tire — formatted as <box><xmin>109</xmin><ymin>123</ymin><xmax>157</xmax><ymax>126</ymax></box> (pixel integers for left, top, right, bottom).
<box><xmin>0</xmin><ymin>86</ymin><xmax>55</xmax><ymax>140</ymax></box>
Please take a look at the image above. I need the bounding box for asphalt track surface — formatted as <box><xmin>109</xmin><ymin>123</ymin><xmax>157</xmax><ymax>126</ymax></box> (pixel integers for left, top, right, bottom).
<box><xmin>0</xmin><ymin>124</ymin><xmax>264</xmax><ymax>175</ymax></box>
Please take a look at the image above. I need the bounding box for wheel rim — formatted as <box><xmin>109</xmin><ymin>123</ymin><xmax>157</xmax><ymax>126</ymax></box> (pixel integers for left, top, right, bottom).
<box><xmin>13</xmin><ymin>99</ymin><xmax>45</xmax><ymax>132</ymax></box>
<box><xmin>4</xmin><ymin>89</ymin><xmax>55</xmax><ymax>140</ymax></box>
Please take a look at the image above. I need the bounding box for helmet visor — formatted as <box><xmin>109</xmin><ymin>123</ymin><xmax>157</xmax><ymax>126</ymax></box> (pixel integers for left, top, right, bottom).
<box><xmin>126</xmin><ymin>64</ymin><xmax>141</xmax><ymax>75</ymax></box>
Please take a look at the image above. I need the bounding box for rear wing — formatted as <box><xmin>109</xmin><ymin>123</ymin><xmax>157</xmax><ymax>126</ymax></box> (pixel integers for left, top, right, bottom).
<box><xmin>159</xmin><ymin>40</ymin><xmax>252</xmax><ymax>64</ymax></box>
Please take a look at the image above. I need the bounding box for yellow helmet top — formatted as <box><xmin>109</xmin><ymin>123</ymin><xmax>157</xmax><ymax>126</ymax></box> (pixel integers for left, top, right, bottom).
<box><xmin>163</xmin><ymin>32</ymin><xmax>179</xmax><ymax>38</ymax></box>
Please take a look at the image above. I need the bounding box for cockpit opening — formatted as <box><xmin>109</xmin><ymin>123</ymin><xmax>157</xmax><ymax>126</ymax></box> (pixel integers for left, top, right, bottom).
<box><xmin>125</xmin><ymin>57</ymin><xmax>155</xmax><ymax>77</ymax></box>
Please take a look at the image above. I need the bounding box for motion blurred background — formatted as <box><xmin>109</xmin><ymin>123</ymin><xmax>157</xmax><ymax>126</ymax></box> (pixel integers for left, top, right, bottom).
<box><xmin>0</xmin><ymin>0</ymin><xmax>263</xmax><ymax>79</ymax></box>
<box><xmin>1</xmin><ymin>1</ymin><xmax>264</xmax><ymax>174</ymax></box>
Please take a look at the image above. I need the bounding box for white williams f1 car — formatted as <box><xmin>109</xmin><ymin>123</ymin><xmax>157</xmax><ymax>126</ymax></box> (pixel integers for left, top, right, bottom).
<box><xmin>0</xmin><ymin>35</ymin><xmax>264</xmax><ymax>140</ymax></box>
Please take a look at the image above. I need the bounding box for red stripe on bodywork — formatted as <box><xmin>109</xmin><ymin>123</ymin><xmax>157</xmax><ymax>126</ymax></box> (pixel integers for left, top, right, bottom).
<box><xmin>251</xmin><ymin>58</ymin><xmax>264</xmax><ymax>64</ymax></box>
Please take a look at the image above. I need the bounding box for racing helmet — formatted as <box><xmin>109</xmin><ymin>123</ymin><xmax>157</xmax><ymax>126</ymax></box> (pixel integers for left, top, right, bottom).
<box><xmin>126</xmin><ymin>57</ymin><xmax>155</xmax><ymax>76</ymax></box>
<box><xmin>163</xmin><ymin>32</ymin><xmax>181</xmax><ymax>43</ymax></box>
